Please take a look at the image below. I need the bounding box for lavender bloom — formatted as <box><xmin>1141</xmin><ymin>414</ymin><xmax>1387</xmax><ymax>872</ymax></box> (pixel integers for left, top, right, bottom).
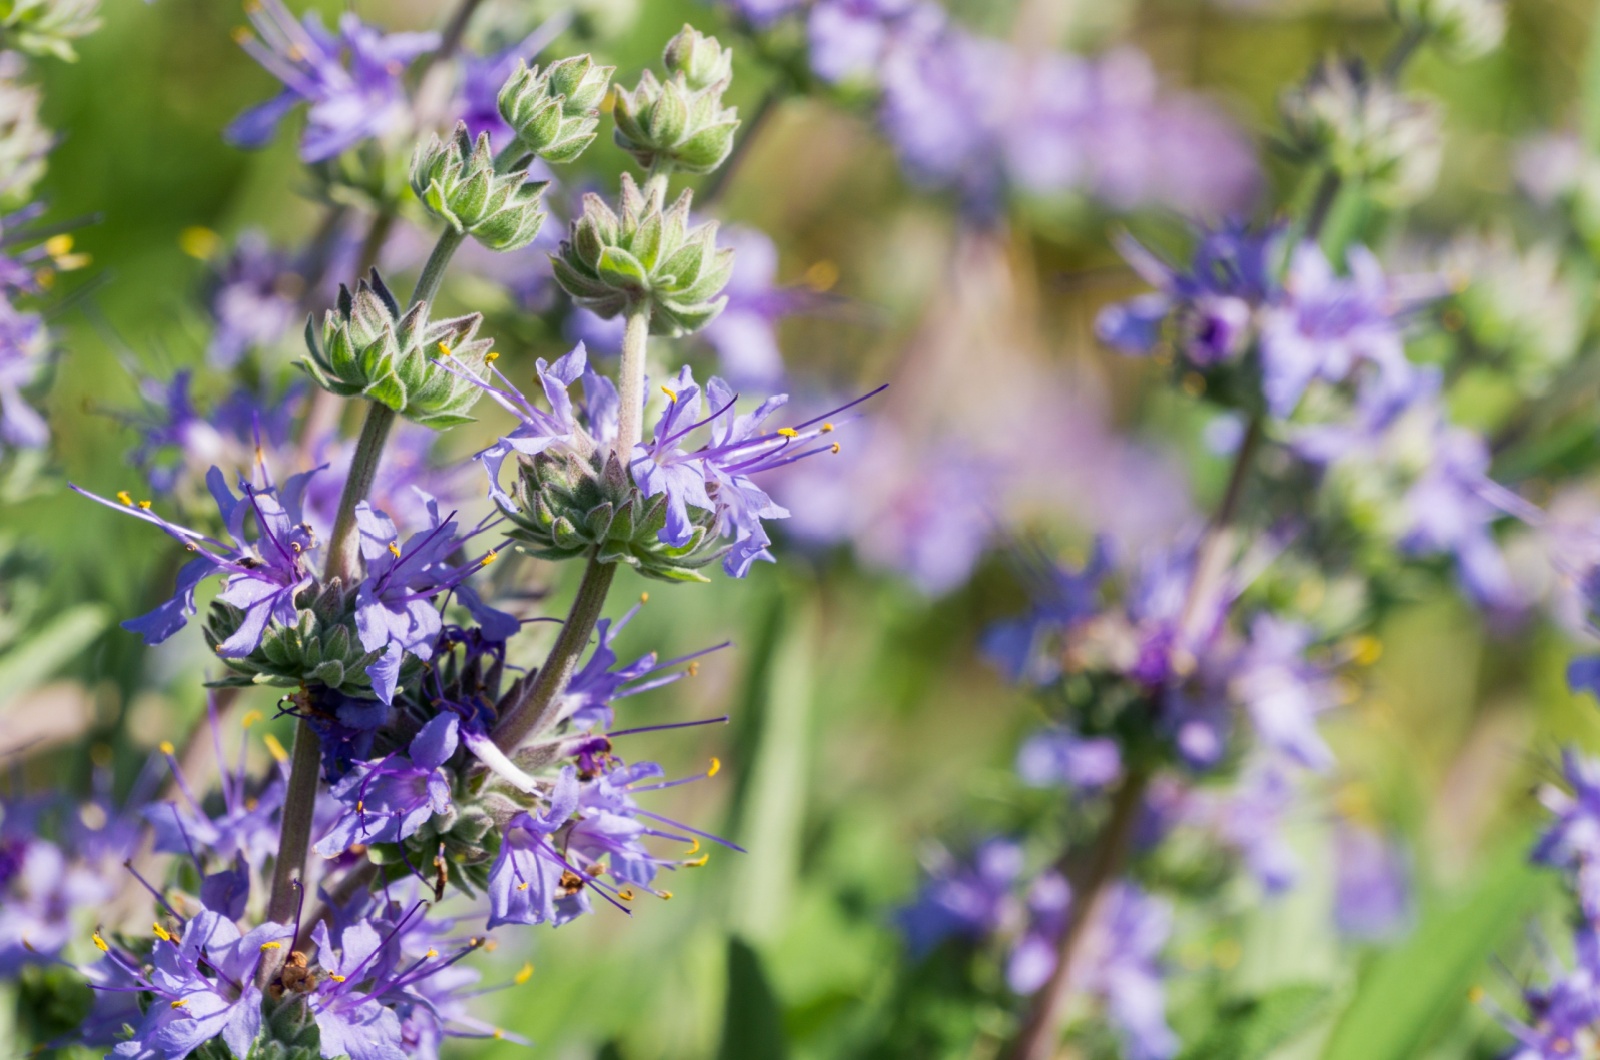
<box><xmin>487</xmin><ymin>766</ymin><xmax>588</xmax><ymax>927</ymax></box>
<box><xmin>0</xmin><ymin>834</ymin><xmax>113</xmax><ymax>975</ymax></box>
<box><xmin>314</xmin><ymin>712</ymin><xmax>459</xmax><ymax>855</ymax></box>
<box><xmin>1016</xmin><ymin>729</ymin><xmax>1123</xmax><ymax>790</ymax></box>
<box><xmin>807</xmin><ymin>0</ymin><xmax>944</xmax><ymax>86</ymax></box>
<box><xmin>983</xmin><ymin>541</ymin><xmax>1112</xmax><ymax>684</ymax></box>
<box><xmin>1229</xmin><ymin>616</ymin><xmax>1336</xmax><ymax>772</ymax></box>
<box><xmin>146</xmin><ymin>733</ymin><xmax>285</xmax><ymax>873</ymax></box>
<box><xmin>71</xmin><ymin>466</ymin><xmax>318</xmax><ymax>654</ymax></box>
<box><xmin>1081</xmin><ymin>885</ymin><xmax>1179</xmax><ymax>1060</ymax></box>
<box><xmin>1097</xmin><ymin>224</ymin><xmax>1282</xmax><ymax>365</ymax></box>
<box><xmin>470</xmin><ymin>343</ymin><xmax>591</xmax><ymax>507</ymax></box>
<box><xmin>303</xmin><ymin>421</ymin><xmax>476</xmax><ymax>538</ymax></box>
<box><xmin>1333</xmin><ymin>823</ymin><xmax>1411</xmax><ymax>941</ymax></box>
<box><xmin>1493</xmin><ymin>927</ymin><xmax>1600</xmax><ymax>1060</ymax></box>
<box><xmin>106</xmin><ymin>911</ymin><xmax>289</xmax><ymax>1060</ymax></box>
<box><xmin>716</xmin><ymin>0</ymin><xmax>809</xmax><ymax>28</ymax></box>
<box><xmin>556</xmin><ymin>603</ymin><xmax>722</xmax><ymax>730</ymax></box>
<box><xmin>1005</xmin><ymin>871</ymin><xmax>1070</xmax><ymax>994</ymax></box>
<box><xmin>128</xmin><ymin>372</ymin><xmax>300</xmax><ymax>495</ymax></box>
<box><xmin>1534</xmin><ymin>750</ymin><xmax>1600</xmax><ymax>920</ymax></box>
<box><xmin>0</xmin><ymin>298</ymin><xmax>48</xmax><ymax>450</ymax></box>
<box><xmin>204</xmin><ymin>231</ymin><xmax>298</xmax><ymax>368</ymax></box>
<box><xmin>698</xmin><ymin>226</ymin><xmax>824</xmax><ymax>389</ymax></box>
<box><xmin>898</xmin><ymin>838</ymin><xmax>1024</xmax><ymax>955</ymax></box>
<box><xmin>227</xmin><ymin>0</ymin><xmax>439</xmax><ymax>163</ymax></box>
<box><xmin>307</xmin><ymin>919</ymin><xmax>406</xmax><ymax>1060</ymax></box>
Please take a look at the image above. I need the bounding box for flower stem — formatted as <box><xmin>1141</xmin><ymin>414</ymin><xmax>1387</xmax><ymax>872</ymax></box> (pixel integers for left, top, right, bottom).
<box><xmin>324</xmin><ymin>401</ymin><xmax>398</xmax><ymax>586</ymax></box>
<box><xmin>1006</xmin><ymin>767</ymin><xmax>1151</xmax><ymax>1060</ymax></box>
<box><xmin>1177</xmin><ymin>414</ymin><xmax>1263</xmax><ymax>643</ymax></box>
<box><xmin>614</xmin><ymin>302</ymin><xmax>653</xmax><ymax>460</ymax></box>
<box><xmin>412</xmin><ymin>226</ymin><xmax>467</xmax><ymax>310</ymax></box>
<box><xmin>258</xmin><ymin>714</ymin><xmax>324</xmax><ymax>985</ymax></box>
<box><xmin>493</xmin><ymin>556</ymin><xmax>617</xmax><ymax>751</ymax></box>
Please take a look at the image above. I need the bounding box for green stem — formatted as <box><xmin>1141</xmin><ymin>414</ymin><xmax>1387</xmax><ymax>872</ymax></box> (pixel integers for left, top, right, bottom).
<box><xmin>324</xmin><ymin>402</ymin><xmax>398</xmax><ymax>586</ymax></box>
<box><xmin>412</xmin><ymin>226</ymin><xmax>467</xmax><ymax>310</ymax></box>
<box><xmin>258</xmin><ymin>715</ymin><xmax>324</xmax><ymax>984</ymax></box>
<box><xmin>1305</xmin><ymin>169</ymin><xmax>1341</xmax><ymax>245</ymax></box>
<box><xmin>493</xmin><ymin>557</ymin><xmax>617</xmax><ymax>751</ymax></box>
<box><xmin>614</xmin><ymin>303</ymin><xmax>653</xmax><ymax>460</ymax></box>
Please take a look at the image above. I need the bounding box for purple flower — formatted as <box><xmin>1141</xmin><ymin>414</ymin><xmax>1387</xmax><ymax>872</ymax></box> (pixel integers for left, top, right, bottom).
<box><xmin>1333</xmin><ymin>823</ymin><xmax>1411</xmax><ymax>941</ymax></box>
<box><xmin>1016</xmin><ymin>729</ymin><xmax>1123</xmax><ymax>790</ymax></box>
<box><xmin>557</xmin><ymin>603</ymin><xmax>724</xmax><ymax>730</ymax></box>
<box><xmin>1229</xmin><ymin>616</ymin><xmax>1335</xmax><ymax>771</ymax></box>
<box><xmin>128</xmin><ymin>372</ymin><xmax>300</xmax><ymax>496</ymax></box>
<box><xmin>983</xmin><ymin>540</ymin><xmax>1112</xmax><ymax>684</ymax></box>
<box><xmin>1259</xmin><ymin>244</ymin><xmax>1416</xmax><ymax>420</ymax></box>
<box><xmin>1534</xmin><ymin>749</ymin><xmax>1600</xmax><ymax>920</ymax></box>
<box><xmin>204</xmin><ymin>232</ymin><xmax>298</xmax><ymax>368</ymax></box>
<box><xmin>457</xmin><ymin>16</ymin><xmax>572</xmax><ymax>143</ymax></box>
<box><xmin>0</xmin><ymin>835</ymin><xmax>113</xmax><ymax>976</ymax></box>
<box><xmin>631</xmin><ymin>367</ymin><xmax>883</xmax><ymax>577</ymax></box>
<box><xmin>1005</xmin><ymin>871</ymin><xmax>1070</xmax><ymax>994</ymax></box>
<box><xmin>0</xmin><ymin>298</ymin><xmax>48</xmax><ymax>450</ymax></box>
<box><xmin>487</xmin><ymin>766</ymin><xmax>588</xmax><ymax>928</ymax></box>
<box><xmin>898</xmin><ymin>838</ymin><xmax>1023</xmax><ymax>955</ymax></box>
<box><xmin>1081</xmin><ymin>885</ymin><xmax>1179</xmax><ymax>1060</ymax></box>
<box><xmin>807</xmin><ymin>0</ymin><xmax>943</xmax><ymax>86</ymax></box>
<box><xmin>714</xmin><ymin>0</ymin><xmax>809</xmax><ymax>28</ymax></box>
<box><xmin>698</xmin><ymin>226</ymin><xmax>826</xmax><ymax>389</ymax></box>
<box><xmin>1493</xmin><ymin>926</ymin><xmax>1600</xmax><ymax>1060</ymax></box>
<box><xmin>465</xmin><ymin>343</ymin><xmax>593</xmax><ymax>507</ymax></box>
<box><xmin>307</xmin><ymin>919</ymin><xmax>407</xmax><ymax>1060</ymax></box>
<box><xmin>72</xmin><ymin>466</ymin><xmax>318</xmax><ymax>654</ymax></box>
<box><xmin>303</xmin><ymin>421</ymin><xmax>475</xmax><ymax>538</ymax></box>
<box><xmin>1097</xmin><ymin>224</ymin><xmax>1282</xmax><ymax>365</ymax></box>
<box><xmin>314</xmin><ymin>713</ymin><xmax>459</xmax><ymax>855</ymax></box>
<box><xmin>227</xmin><ymin>0</ymin><xmax>439</xmax><ymax>163</ymax></box>
<box><xmin>146</xmin><ymin>728</ymin><xmax>286</xmax><ymax>873</ymax></box>
<box><xmin>106</xmin><ymin>910</ymin><xmax>288</xmax><ymax>1060</ymax></box>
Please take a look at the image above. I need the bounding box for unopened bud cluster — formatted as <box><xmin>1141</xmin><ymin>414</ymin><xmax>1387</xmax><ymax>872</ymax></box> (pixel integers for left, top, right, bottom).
<box><xmin>1279</xmin><ymin>58</ymin><xmax>1441</xmax><ymax>207</ymax></box>
<box><xmin>613</xmin><ymin>25</ymin><xmax>740</xmax><ymax>176</ymax></box>
<box><xmin>553</xmin><ymin>173</ymin><xmax>734</xmax><ymax>335</ymax></box>
<box><xmin>301</xmin><ymin>270</ymin><xmax>493</xmax><ymax>429</ymax></box>
<box><xmin>1390</xmin><ymin>0</ymin><xmax>1505</xmax><ymax>62</ymax></box>
<box><xmin>498</xmin><ymin>54</ymin><xmax>614</xmax><ymax>164</ymax></box>
<box><xmin>205</xmin><ymin>581</ymin><xmax>387</xmax><ymax>698</ymax></box>
<box><xmin>411</xmin><ymin>123</ymin><xmax>549</xmax><ymax>251</ymax></box>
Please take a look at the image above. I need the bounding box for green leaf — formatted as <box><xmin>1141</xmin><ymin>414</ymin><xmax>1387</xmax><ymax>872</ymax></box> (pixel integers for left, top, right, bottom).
<box><xmin>717</xmin><ymin>937</ymin><xmax>788</xmax><ymax>1060</ymax></box>
<box><xmin>1179</xmin><ymin>984</ymin><xmax>1332</xmax><ymax>1060</ymax></box>
<box><xmin>1319</xmin><ymin>841</ymin><xmax>1550</xmax><ymax>1060</ymax></box>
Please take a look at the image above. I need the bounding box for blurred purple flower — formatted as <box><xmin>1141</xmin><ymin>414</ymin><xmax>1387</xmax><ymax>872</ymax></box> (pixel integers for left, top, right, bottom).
<box><xmin>898</xmin><ymin>838</ymin><xmax>1024</xmax><ymax>955</ymax></box>
<box><xmin>204</xmin><ymin>232</ymin><xmax>298</xmax><ymax>368</ymax></box>
<box><xmin>0</xmin><ymin>299</ymin><xmax>47</xmax><ymax>450</ymax></box>
<box><xmin>227</xmin><ymin>0</ymin><xmax>438</xmax><ymax>163</ymax></box>
<box><xmin>314</xmin><ymin>713</ymin><xmax>459</xmax><ymax>855</ymax></box>
<box><xmin>1534</xmin><ymin>749</ymin><xmax>1600</xmax><ymax>920</ymax></box>
<box><xmin>1333</xmin><ymin>823</ymin><xmax>1411</xmax><ymax>941</ymax></box>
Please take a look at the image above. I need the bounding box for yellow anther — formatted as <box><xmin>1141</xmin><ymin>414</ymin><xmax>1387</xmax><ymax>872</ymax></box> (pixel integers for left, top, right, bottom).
<box><xmin>152</xmin><ymin>922</ymin><xmax>172</xmax><ymax>942</ymax></box>
<box><xmin>830</xmin><ymin>443</ymin><xmax>841</xmax><ymax>454</ymax></box>
<box><xmin>1468</xmin><ymin>985</ymin><xmax>1485</xmax><ymax>1004</ymax></box>
<box><xmin>618</xmin><ymin>888</ymin><xmax>635</xmax><ymax>902</ymax></box>
<box><xmin>356</xmin><ymin>800</ymin><xmax>365</xmax><ymax>814</ymax></box>
<box><xmin>387</xmin><ymin>542</ymin><xmax>401</xmax><ymax>559</ymax></box>
<box><xmin>263</xmin><ymin>733</ymin><xmax>289</xmax><ymax>763</ymax></box>
<box><xmin>117</xmin><ymin>490</ymin><xmax>134</xmax><ymax>506</ymax></box>
<box><xmin>640</xmin><ymin>592</ymin><xmax>649</xmax><ymax>604</ymax></box>
<box><xmin>517</xmin><ymin>882</ymin><xmax>529</xmax><ymax>891</ymax></box>
<box><xmin>242</xmin><ymin>0</ymin><xmax>261</xmax><ymax>12</ymax></box>
<box><xmin>820</xmin><ymin>423</ymin><xmax>835</xmax><ymax>433</ymax></box>
<box><xmin>687</xmin><ymin>661</ymin><xmax>700</xmax><ymax>677</ymax></box>
<box><xmin>260</xmin><ymin>941</ymin><xmax>281</xmax><ymax>951</ymax></box>
<box><xmin>92</xmin><ymin>932</ymin><xmax>109</xmax><ymax>952</ymax></box>
<box><xmin>659</xmin><ymin>891</ymin><xmax>673</xmax><ymax>900</ymax></box>
<box><xmin>285</xmin><ymin>44</ymin><xmax>306</xmax><ymax>62</ymax></box>
<box><xmin>43</xmin><ymin>235</ymin><xmax>73</xmax><ymax>257</ymax></box>
<box><xmin>485</xmin><ymin>351</ymin><xmax>500</xmax><ymax>362</ymax></box>
<box><xmin>661</xmin><ymin>385</ymin><xmax>678</xmax><ymax>402</ymax></box>
<box><xmin>481</xmin><ymin>549</ymin><xmax>498</xmax><ymax>565</ymax></box>
<box><xmin>776</xmin><ymin>427</ymin><xmax>798</xmax><ymax>438</ymax></box>
<box><xmin>138</xmin><ymin>500</ymin><xmax>152</xmax><ymax>510</ymax></box>
<box><xmin>241</xmin><ymin>710</ymin><xmax>263</xmax><ymax>729</ymax></box>
<box><xmin>684</xmin><ymin>854</ymin><xmax>710</xmax><ymax>868</ymax></box>
<box><xmin>804</xmin><ymin>259</ymin><xmax>839</xmax><ymax>292</ymax></box>
<box><xmin>483</xmin><ymin>938</ymin><xmax>498</xmax><ymax>952</ymax></box>
<box><xmin>329</xmin><ymin>973</ymin><xmax>346</xmax><ymax>983</ymax></box>
<box><xmin>53</xmin><ymin>252</ymin><xmax>90</xmax><ymax>272</ymax></box>
<box><xmin>214</xmin><ymin>645</ymin><xmax>225</xmax><ymax>654</ymax></box>
<box><xmin>159</xmin><ymin>741</ymin><xmax>175</xmax><ymax>756</ymax></box>
<box><xmin>1351</xmin><ymin>634</ymin><xmax>1383</xmax><ymax>667</ymax></box>
<box><xmin>494</xmin><ymin>1029</ymin><xmax>505</xmax><ymax>1040</ymax></box>
<box><xmin>687</xmin><ymin>838</ymin><xmax>700</xmax><ymax>855</ymax></box>
<box><xmin>231</xmin><ymin>26</ymin><xmax>252</xmax><ymax>45</ymax></box>
<box><xmin>437</xmin><ymin>342</ymin><xmax>453</xmax><ymax>357</ymax></box>
<box><xmin>170</xmin><ymin>998</ymin><xmax>188</xmax><ymax>1009</ymax></box>
<box><xmin>425</xmin><ymin>948</ymin><xmax>439</xmax><ymax>959</ymax></box>
<box><xmin>514</xmin><ymin>962</ymin><xmax>534</xmax><ymax>984</ymax></box>
<box><xmin>707</xmin><ymin>756</ymin><xmax>721</xmax><ymax>777</ymax></box>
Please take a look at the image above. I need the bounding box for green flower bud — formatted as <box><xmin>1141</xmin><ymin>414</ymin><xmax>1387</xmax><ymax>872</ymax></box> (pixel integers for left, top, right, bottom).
<box><xmin>0</xmin><ymin>0</ymin><xmax>100</xmax><ymax>61</ymax></box>
<box><xmin>504</xmin><ymin>449</ymin><xmax>722</xmax><ymax>582</ymax></box>
<box><xmin>662</xmin><ymin>23</ymin><xmax>732</xmax><ymax>92</ymax></box>
<box><xmin>204</xmin><ymin>581</ymin><xmax>396</xmax><ymax>698</ymax></box>
<box><xmin>1279</xmin><ymin>58</ymin><xmax>1441</xmax><ymax>207</ymax></box>
<box><xmin>551</xmin><ymin>174</ymin><xmax>735</xmax><ymax>336</ymax></box>
<box><xmin>1390</xmin><ymin>0</ymin><xmax>1504</xmax><ymax>62</ymax></box>
<box><xmin>612</xmin><ymin>27</ymin><xmax>740</xmax><ymax>176</ymax></box>
<box><xmin>300</xmin><ymin>270</ymin><xmax>496</xmax><ymax>429</ymax></box>
<box><xmin>497</xmin><ymin>55</ymin><xmax>615</xmax><ymax>165</ymax></box>
<box><xmin>411</xmin><ymin>122</ymin><xmax>549</xmax><ymax>251</ymax></box>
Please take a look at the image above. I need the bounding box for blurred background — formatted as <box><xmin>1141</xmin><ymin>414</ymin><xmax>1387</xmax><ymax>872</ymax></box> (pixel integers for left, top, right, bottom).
<box><xmin>5</xmin><ymin>0</ymin><xmax>1600</xmax><ymax>1056</ymax></box>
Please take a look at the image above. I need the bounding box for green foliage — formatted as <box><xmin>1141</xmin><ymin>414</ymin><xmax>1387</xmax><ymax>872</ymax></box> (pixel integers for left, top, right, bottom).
<box><xmin>717</xmin><ymin>937</ymin><xmax>789</xmax><ymax>1060</ymax></box>
<box><xmin>1177</xmin><ymin>984</ymin><xmax>1332</xmax><ymax>1060</ymax></box>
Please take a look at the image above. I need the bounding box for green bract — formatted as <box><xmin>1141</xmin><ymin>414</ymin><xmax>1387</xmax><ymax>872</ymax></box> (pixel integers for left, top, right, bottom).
<box><xmin>505</xmin><ymin>449</ymin><xmax>722</xmax><ymax>582</ymax></box>
<box><xmin>411</xmin><ymin>123</ymin><xmax>549</xmax><ymax>252</ymax></box>
<box><xmin>301</xmin><ymin>269</ymin><xmax>494</xmax><ymax>429</ymax></box>
<box><xmin>612</xmin><ymin>25</ymin><xmax>739</xmax><ymax>176</ymax></box>
<box><xmin>203</xmin><ymin>582</ymin><xmax>385</xmax><ymax>698</ymax></box>
<box><xmin>551</xmin><ymin>173</ymin><xmax>734</xmax><ymax>336</ymax></box>
<box><xmin>497</xmin><ymin>54</ymin><xmax>613</xmax><ymax>165</ymax></box>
